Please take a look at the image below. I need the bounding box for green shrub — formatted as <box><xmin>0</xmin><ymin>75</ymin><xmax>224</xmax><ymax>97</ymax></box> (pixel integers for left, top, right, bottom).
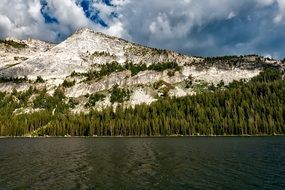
<box><xmin>167</xmin><ymin>70</ymin><xmax>175</xmax><ymax>77</ymax></box>
<box><xmin>148</xmin><ymin>62</ymin><xmax>181</xmax><ymax>72</ymax></box>
<box><xmin>110</xmin><ymin>85</ymin><xmax>131</xmax><ymax>103</ymax></box>
<box><xmin>86</xmin><ymin>93</ymin><xmax>106</xmax><ymax>107</ymax></box>
<box><xmin>125</xmin><ymin>62</ymin><xmax>147</xmax><ymax>76</ymax></box>
<box><xmin>35</xmin><ymin>76</ymin><xmax>45</xmax><ymax>83</ymax></box>
<box><xmin>68</xmin><ymin>98</ymin><xmax>79</xmax><ymax>109</ymax></box>
<box><xmin>33</xmin><ymin>87</ymin><xmax>67</xmax><ymax>112</ymax></box>
<box><xmin>185</xmin><ymin>75</ymin><xmax>194</xmax><ymax>89</ymax></box>
<box><xmin>86</xmin><ymin>61</ymin><xmax>125</xmax><ymax>81</ymax></box>
<box><xmin>217</xmin><ymin>80</ymin><xmax>225</xmax><ymax>88</ymax></box>
<box><xmin>62</xmin><ymin>80</ymin><xmax>75</xmax><ymax>88</ymax></box>
<box><xmin>0</xmin><ymin>76</ymin><xmax>28</xmax><ymax>84</ymax></box>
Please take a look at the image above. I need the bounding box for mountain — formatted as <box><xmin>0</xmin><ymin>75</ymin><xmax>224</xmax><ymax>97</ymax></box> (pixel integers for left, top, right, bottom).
<box><xmin>0</xmin><ymin>28</ymin><xmax>283</xmax><ymax>114</ymax></box>
<box><xmin>0</xmin><ymin>28</ymin><xmax>196</xmax><ymax>79</ymax></box>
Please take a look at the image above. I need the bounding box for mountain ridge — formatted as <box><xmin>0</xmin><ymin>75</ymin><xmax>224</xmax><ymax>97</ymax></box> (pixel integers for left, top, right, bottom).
<box><xmin>0</xmin><ymin>28</ymin><xmax>283</xmax><ymax>113</ymax></box>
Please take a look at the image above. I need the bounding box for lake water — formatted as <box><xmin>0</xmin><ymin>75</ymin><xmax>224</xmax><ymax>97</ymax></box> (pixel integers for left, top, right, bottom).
<box><xmin>0</xmin><ymin>137</ymin><xmax>284</xmax><ymax>189</ymax></box>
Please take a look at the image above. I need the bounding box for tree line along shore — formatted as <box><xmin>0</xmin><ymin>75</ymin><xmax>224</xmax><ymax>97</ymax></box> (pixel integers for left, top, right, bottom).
<box><xmin>0</xmin><ymin>68</ymin><xmax>284</xmax><ymax>137</ymax></box>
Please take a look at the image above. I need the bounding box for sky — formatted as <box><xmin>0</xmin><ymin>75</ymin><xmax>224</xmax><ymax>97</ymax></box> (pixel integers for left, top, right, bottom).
<box><xmin>0</xmin><ymin>0</ymin><xmax>285</xmax><ymax>59</ymax></box>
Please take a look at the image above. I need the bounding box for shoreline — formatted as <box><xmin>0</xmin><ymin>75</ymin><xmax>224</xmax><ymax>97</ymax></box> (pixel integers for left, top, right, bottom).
<box><xmin>0</xmin><ymin>134</ymin><xmax>284</xmax><ymax>139</ymax></box>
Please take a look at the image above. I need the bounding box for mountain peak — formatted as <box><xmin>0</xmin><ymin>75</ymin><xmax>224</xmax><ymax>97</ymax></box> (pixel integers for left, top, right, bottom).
<box><xmin>75</xmin><ymin>28</ymin><xmax>97</xmax><ymax>35</ymax></box>
<box><xmin>54</xmin><ymin>27</ymin><xmax>127</xmax><ymax>59</ymax></box>
<box><xmin>73</xmin><ymin>28</ymin><xmax>110</xmax><ymax>39</ymax></box>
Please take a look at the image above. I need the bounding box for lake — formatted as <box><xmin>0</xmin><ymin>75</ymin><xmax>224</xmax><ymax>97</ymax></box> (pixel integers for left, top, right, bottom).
<box><xmin>0</xmin><ymin>137</ymin><xmax>284</xmax><ymax>189</ymax></box>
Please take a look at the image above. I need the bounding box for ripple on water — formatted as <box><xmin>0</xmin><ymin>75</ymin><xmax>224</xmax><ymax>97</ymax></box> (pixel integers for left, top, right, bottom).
<box><xmin>0</xmin><ymin>137</ymin><xmax>285</xmax><ymax>190</ymax></box>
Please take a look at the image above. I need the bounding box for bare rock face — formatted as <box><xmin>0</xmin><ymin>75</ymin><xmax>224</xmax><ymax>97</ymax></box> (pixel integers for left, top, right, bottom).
<box><xmin>0</xmin><ymin>28</ymin><xmax>200</xmax><ymax>80</ymax></box>
<box><xmin>0</xmin><ymin>38</ymin><xmax>54</xmax><ymax>72</ymax></box>
<box><xmin>0</xmin><ymin>28</ymin><xmax>282</xmax><ymax>111</ymax></box>
<box><xmin>0</xmin><ymin>82</ymin><xmax>31</xmax><ymax>93</ymax></box>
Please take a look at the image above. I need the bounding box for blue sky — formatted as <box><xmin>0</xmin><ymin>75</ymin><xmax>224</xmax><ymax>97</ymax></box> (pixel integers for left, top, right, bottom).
<box><xmin>0</xmin><ymin>0</ymin><xmax>285</xmax><ymax>59</ymax></box>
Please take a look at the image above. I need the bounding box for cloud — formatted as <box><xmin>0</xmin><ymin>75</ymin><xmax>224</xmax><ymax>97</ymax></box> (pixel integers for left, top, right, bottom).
<box><xmin>0</xmin><ymin>0</ymin><xmax>123</xmax><ymax>42</ymax></box>
<box><xmin>0</xmin><ymin>0</ymin><xmax>284</xmax><ymax>59</ymax></box>
<box><xmin>117</xmin><ymin>0</ymin><xmax>285</xmax><ymax>59</ymax></box>
<box><xmin>274</xmin><ymin>0</ymin><xmax>285</xmax><ymax>23</ymax></box>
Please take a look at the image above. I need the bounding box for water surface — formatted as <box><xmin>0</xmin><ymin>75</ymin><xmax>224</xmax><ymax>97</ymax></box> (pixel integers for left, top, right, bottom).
<box><xmin>0</xmin><ymin>137</ymin><xmax>284</xmax><ymax>189</ymax></box>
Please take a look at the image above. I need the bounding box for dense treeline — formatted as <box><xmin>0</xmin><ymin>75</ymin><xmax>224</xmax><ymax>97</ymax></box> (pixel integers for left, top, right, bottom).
<box><xmin>0</xmin><ymin>75</ymin><xmax>45</xmax><ymax>84</ymax></box>
<box><xmin>77</xmin><ymin>61</ymin><xmax>181</xmax><ymax>81</ymax></box>
<box><xmin>0</xmin><ymin>39</ymin><xmax>28</xmax><ymax>49</ymax></box>
<box><xmin>200</xmin><ymin>55</ymin><xmax>279</xmax><ymax>70</ymax></box>
<box><xmin>0</xmin><ymin>68</ymin><xmax>284</xmax><ymax>136</ymax></box>
<box><xmin>0</xmin><ymin>76</ymin><xmax>28</xmax><ymax>83</ymax></box>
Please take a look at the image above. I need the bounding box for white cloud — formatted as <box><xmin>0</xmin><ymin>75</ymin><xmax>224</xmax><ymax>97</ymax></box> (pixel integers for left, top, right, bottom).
<box><xmin>111</xmin><ymin>0</ymin><xmax>129</xmax><ymax>6</ymax></box>
<box><xmin>149</xmin><ymin>13</ymin><xmax>172</xmax><ymax>37</ymax></box>
<box><xmin>255</xmin><ymin>0</ymin><xmax>275</xmax><ymax>7</ymax></box>
<box><xmin>0</xmin><ymin>0</ymin><xmax>285</xmax><ymax>58</ymax></box>
<box><xmin>274</xmin><ymin>0</ymin><xmax>285</xmax><ymax>23</ymax></box>
<box><xmin>0</xmin><ymin>0</ymin><xmax>113</xmax><ymax>42</ymax></box>
<box><xmin>0</xmin><ymin>15</ymin><xmax>12</xmax><ymax>37</ymax></box>
<box><xmin>105</xmin><ymin>21</ymin><xmax>130</xmax><ymax>38</ymax></box>
<box><xmin>115</xmin><ymin>0</ymin><xmax>285</xmax><ymax>58</ymax></box>
<box><xmin>46</xmin><ymin>0</ymin><xmax>95</xmax><ymax>32</ymax></box>
<box><xmin>0</xmin><ymin>0</ymin><xmax>283</xmax><ymax>42</ymax></box>
<box><xmin>116</xmin><ymin>0</ymin><xmax>247</xmax><ymax>48</ymax></box>
<box><xmin>227</xmin><ymin>12</ymin><xmax>236</xmax><ymax>20</ymax></box>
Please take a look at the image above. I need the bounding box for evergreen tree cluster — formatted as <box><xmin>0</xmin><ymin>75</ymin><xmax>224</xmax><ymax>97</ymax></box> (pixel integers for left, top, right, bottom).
<box><xmin>0</xmin><ymin>68</ymin><xmax>284</xmax><ymax>136</ymax></box>
<box><xmin>0</xmin><ymin>76</ymin><xmax>28</xmax><ymax>83</ymax></box>
<box><xmin>0</xmin><ymin>40</ymin><xmax>28</xmax><ymax>49</ymax></box>
<box><xmin>84</xmin><ymin>61</ymin><xmax>181</xmax><ymax>81</ymax></box>
<box><xmin>110</xmin><ymin>85</ymin><xmax>131</xmax><ymax>103</ymax></box>
<box><xmin>85</xmin><ymin>93</ymin><xmax>106</xmax><ymax>107</ymax></box>
<box><xmin>35</xmin><ymin>76</ymin><xmax>45</xmax><ymax>83</ymax></box>
<box><xmin>62</xmin><ymin>79</ymin><xmax>76</xmax><ymax>88</ymax></box>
